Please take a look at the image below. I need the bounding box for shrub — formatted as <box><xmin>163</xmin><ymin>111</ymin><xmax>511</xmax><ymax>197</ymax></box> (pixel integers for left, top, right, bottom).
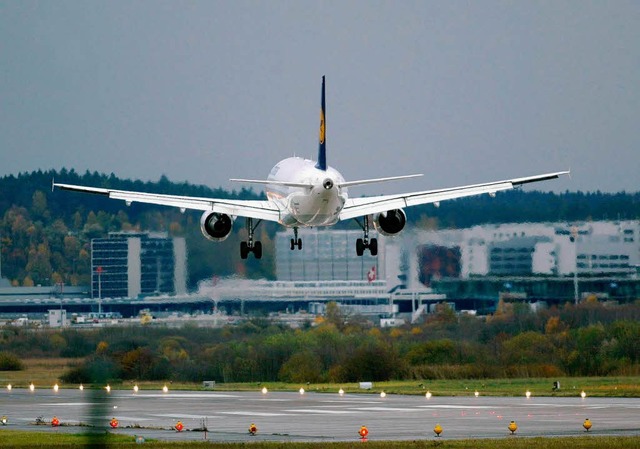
<box><xmin>0</xmin><ymin>351</ymin><xmax>23</xmax><ymax>371</ymax></box>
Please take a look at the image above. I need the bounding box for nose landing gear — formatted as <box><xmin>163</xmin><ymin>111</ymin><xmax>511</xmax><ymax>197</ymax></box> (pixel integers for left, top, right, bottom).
<box><xmin>290</xmin><ymin>227</ymin><xmax>302</xmax><ymax>250</ymax></box>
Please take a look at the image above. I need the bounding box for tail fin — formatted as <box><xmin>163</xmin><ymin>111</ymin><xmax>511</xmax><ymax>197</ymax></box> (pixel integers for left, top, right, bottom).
<box><xmin>315</xmin><ymin>76</ymin><xmax>327</xmax><ymax>171</ymax></box>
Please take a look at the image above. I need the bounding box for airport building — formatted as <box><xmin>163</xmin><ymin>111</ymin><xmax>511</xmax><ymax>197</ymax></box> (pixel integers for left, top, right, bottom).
<box><xmin>91</xmin><ymin>232</ymin><xmax>187</xmax><ymax>299</ymax></box>
<box><xmin>393</xmin><ymin>220</ymin><xmax>640</xmax><ymax>304</ymax></box>
<box><xmin>1</xmin><ymin>221</ymin><xmax>638</xmax><ymax>321</ymax></box>
<box><xmin>275</xmin><ymin>229</ymin><xmax>381</xmax><ymax>281</ymax></box>
<box><xmin>398</xmin><ymin>220</ymin><xmax>639</xmax><ymax>283</ymax></box>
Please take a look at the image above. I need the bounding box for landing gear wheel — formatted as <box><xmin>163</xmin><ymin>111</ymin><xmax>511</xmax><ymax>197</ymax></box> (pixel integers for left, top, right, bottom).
<box><xmin>254</xmin><ymin>241</ymin><xmax>262</xmax><ymax>259</ymax></box>
<box><xmin>356</xmin><ymin>238</ymin><xmax>365</xmax><ymax>256</ymax></box>
<box><xmin>240</xmin><ymin>241</ymin><xmax>249</xmax><ymax>259</ymax></box>
<box><xmin>297</xmin><ymin>238</ymin><xmax>302</xmax><ymax>250</ymax></box>
<box><xmin>370</xmin><ymin>238</ymin><xmax>378</xmax><ymax>256</ymax></box>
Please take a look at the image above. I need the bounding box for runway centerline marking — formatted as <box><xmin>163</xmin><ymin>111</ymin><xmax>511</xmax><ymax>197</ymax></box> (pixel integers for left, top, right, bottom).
<box><xmin>284</xmin><ymin>409</ymin><xmax>355</xmax><ymax>414</ymax></box>
<box><xmin>216</xmin><ymin>411</ymin><xmax>291</xmax><ymax>416</ymax></box>
<box><xmin>353</xmin><ymin>407</ymin><xmax>420</xmax><ymax>412</ymax></box>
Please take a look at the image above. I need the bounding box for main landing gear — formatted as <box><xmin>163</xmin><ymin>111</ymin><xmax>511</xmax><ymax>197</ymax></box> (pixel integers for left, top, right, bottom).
<box><xmin>240</xmin><ymin>217</ymin><xmax>263</xmax><ymax>259</ymax></box>
<box><xmin>355</xmin><ymin>215</ymin><xmax>378</xmax><ymax>256</ymax></box>
<box><xmin>290</xmin><ymin>227</ymin><xmax>302</xmax><ymax>250</ymax></box>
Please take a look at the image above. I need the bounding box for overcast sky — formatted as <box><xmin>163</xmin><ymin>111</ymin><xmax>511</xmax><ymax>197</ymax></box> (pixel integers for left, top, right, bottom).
<box><xmin>1</xmin><ymin>1</ymin><xmax>638</xmax><ymax>195</ymax></box>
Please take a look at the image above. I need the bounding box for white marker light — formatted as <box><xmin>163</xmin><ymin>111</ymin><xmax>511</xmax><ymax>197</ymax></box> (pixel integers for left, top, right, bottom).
<box><xmin>581</xmin><ymin>391</ymin><xmax>586</xmax><ymax>399</ymax></box>
<box><xmin>380</xmin><ymin>391</ymin><xmax>386</xmax><ymax>398</ymax></box>
<box><xmin>338</xmin><ymin>388</ymin><xmax>344</xmax><ymax>396</ymax></box>
<box><xmin>105</xmin><ymin>385</ymin><xmax>111</xmax><ymax>393</ymax></box>
<box><xmin>261</xmin><ymin>387</ymin><xmax>268</xmax><ymax>394</ymax></box>
<box><xmin>53</xmin><ymin>384</ymin><xmax>59</xmax><ymax>392</ymax></box>
<box><xmin>6</xmin><ymin>384</ymin><xmax>11</xmax><ymax>392</ymax></box>
<box><xmin>474</xmin><ymin>390</ymin><xmax>479</xmax><ymax>397</ymax></box>
<box><xmin>79</xmin><ymin>384</ymin><xmax>84</xmax><ymax>391</ymax></box>
<box><xmin>525</xmin><ymin>390</ymin><xmax>531</xmax><ymax>399</ymax></box>
<box><xmin>162</xmin><ymin>385</ymin><xmax>168</xmax><ymax>393</ymax></box>
<box><xmin>299</xmin><ymin>387</ymin><xmax>305</xmax><ymax>395</ymax></box>
<box><xmin>133</xmin><ymin>385</ymin><xmax>139</xmax><ymax>393</ymax></box>
<box><xmin>29</xmin><ymin>383</ymin><xmax>35</xmax><ymax>392</ymax></box>
<box><xmin>425</xmin><ymin>391</ymin><xmax>432</xmax><ymax>399</ymax></box>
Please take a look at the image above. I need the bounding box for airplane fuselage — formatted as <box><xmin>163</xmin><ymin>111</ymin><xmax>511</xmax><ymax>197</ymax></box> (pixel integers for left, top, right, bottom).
<box><xmin>266</xmin><ymin>157</ymin><xmax>348</xmax><ymax>227</ymax></box>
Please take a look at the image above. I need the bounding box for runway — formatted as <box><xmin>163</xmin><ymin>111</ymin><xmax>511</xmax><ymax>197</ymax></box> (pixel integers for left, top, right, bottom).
<box><xmin>1</xmin><ymin>388</ymin><xmax>639</xmax><ymax>442</ymax></box>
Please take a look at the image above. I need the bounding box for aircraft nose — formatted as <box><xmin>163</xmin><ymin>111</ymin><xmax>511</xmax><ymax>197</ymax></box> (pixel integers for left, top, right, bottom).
<box><xmin>323</xmin><ymin>178</ymin><xmax>334</xmax><ymax>190</ymax></box>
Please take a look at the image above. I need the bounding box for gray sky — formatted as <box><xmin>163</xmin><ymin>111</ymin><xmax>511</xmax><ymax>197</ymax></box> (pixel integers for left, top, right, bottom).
<box><xmin>1</xmin><ymin>1</ymin><xmax>638</xmax><ymax>194</ymax></box>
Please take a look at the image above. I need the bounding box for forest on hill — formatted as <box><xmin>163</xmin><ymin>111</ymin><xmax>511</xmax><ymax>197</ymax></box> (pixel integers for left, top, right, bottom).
<box><xmin>1</xmin><ymin>169</ymin><xmax>639</xmax><ymax>288</ymax></box>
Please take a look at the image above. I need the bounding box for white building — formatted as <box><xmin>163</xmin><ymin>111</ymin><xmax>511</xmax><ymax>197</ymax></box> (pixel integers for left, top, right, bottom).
<box><xmin>399</xmin><ymin>220</ymin><xmax>639</xmax><ymax>287</ymax></box>
<box><xmin>48</xmin><ymin>309</ymin><xmax>68</xmax><ymax>327</ymax></box>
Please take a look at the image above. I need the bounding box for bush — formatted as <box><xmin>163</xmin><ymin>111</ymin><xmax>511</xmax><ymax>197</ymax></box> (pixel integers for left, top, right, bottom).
<box><xmin>0</xmin><ymin>351</ymin><xmax>23</xmax><ymax>371</ymax></box>
<box><xmin>60</xmin><ymin>365</ymin><xmax>92</xmax><ymax>384</ymax></box>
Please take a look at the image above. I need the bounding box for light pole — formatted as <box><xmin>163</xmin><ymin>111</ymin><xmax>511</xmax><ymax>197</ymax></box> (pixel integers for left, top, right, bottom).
<box><xmin>571</xmin><ymin>227</ymin><xmax>579</xmax><ymax>304</ymax></box>
<box><xmin>96</xmin><ymin>266</ymin><xmax>103</xmax><ymax>315</ymax></box>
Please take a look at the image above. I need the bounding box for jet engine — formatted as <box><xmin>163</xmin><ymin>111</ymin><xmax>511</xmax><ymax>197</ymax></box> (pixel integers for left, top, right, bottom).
<box><xmin>200</xmin><ymin>212</ymin><xmax>234</xmax><ymax>241</ymax></box>
<box><xmin>373</xmin><ymin>209</ymin><xmax>406</xmax><ymax>236</ymax></box>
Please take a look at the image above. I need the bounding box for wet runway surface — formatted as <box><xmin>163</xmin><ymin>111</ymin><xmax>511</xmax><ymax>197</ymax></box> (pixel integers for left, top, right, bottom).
<box><xmin>1</xmin><ymin>388</ymin><xmax>639</xmax><ymax>442</ymax></box>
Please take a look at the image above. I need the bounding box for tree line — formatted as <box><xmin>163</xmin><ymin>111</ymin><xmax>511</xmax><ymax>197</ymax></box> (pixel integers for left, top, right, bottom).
<box><xmin>1</xmin><ymin>170</ymin><xmax>639</xmax><ymax>287</ymax></box>
<box><xmin>1</xmin><ymin>299</ymin><xmax>639</xmax><ymax>384</ymax></box>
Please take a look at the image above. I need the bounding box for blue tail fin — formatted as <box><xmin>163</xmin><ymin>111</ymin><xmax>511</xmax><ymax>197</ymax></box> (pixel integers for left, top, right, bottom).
<box><xmin>316</xmin><ymin>76</ymin><xmax>327</xmax><ymax>171</ymax></box>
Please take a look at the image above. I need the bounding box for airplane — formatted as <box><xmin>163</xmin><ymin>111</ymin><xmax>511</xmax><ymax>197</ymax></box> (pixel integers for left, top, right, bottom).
<box><xmin>53</xmin><ymin>77</ymin><xmax>569</xmax><ymax>260</ymax></box>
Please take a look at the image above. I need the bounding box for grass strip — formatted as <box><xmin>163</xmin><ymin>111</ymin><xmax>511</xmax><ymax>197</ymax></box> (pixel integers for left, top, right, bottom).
<box><xmin>0</xmin><ymin>431</ymin><xmax>639</xmax><ymax>449</ymax></box>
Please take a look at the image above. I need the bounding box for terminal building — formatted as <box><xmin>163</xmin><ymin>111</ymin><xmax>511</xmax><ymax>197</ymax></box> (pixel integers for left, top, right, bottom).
<box><xmin>1</xmin><ymin>221</ymin><xmax>638</xmax><ymax>321</ymax></box>
<box><xmin>201</xmin><ymin>221</ymin><xmax>639</xmax><ymax>317</ymax></box>
<box><xmin>275</xmin><ymin>229</ymin><xmax>381</xmax><ymax>281</ymax></box>
<box><xmin>393</xmin><ymin>220</ymin><xmax>640</xmax><ymax>304</ymax></box>
<box><xmin>91</xmin><ymin>232</ymin><xmax>187</xmax><ymax>299</ymax></box>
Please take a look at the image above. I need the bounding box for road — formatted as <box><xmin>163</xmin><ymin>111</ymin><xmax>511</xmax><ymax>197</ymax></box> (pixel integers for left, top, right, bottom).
<box><xmin>1</xmin><ymin>388</ymin><xmax>639</xmax><ymax>442</ymax></box>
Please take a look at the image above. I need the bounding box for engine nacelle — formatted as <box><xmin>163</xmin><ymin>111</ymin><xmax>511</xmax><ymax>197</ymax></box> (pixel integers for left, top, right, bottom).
<box><xmin>373</xmin><ymin>209</ymin><xmax>406</xmax><ymax>236</ymax></box>
<box><xmin>200</xmin><ymin>212</ymin><xmax>234</xmax><ymax>241</ymax></box>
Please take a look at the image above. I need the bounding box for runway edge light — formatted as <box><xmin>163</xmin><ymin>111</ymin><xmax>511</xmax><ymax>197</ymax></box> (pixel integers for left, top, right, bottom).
<box><xmin>508</xmin><ymin>420</ymin><xmax>518</xmax><ymax>434</ymax></box>
<box><xmin>434</xmin><ymin>423</ymin><xmax>443</xmax><ymax>437</ymax></box>
<box><xmin>583</xmin><ymin>418</ymin><xmax>592</xmax><ymax>431</ymax></box>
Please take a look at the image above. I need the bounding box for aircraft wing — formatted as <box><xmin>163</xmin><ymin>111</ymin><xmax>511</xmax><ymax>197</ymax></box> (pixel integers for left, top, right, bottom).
<box><xmin>53</xmin><ymin>182</ymin><xmax>282</xmax><ymax>222</ymax></box>
<box><xmin>339</xmin><ymin>171</ymin><xmax>570</xmax><ymax>221</ymax></box>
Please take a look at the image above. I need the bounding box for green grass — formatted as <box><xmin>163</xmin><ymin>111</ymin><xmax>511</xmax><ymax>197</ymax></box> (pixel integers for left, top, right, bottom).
<box><xmin>118</xmin><ymin>377</ymin><xmax>640</xmax><ymax>397</ymax></box>
<box><xmin>0</xmin><ymin>431</ymin><xmax>638</xmax><ymax>448</ymax></box>
<box><xmin>0</xmin><ymin>358</ymin><xmax>78</xmax><ymax>388</ymax></box>
<box><xmin>2</xmin><ymin>360</ymin><xmax>640</xmax><ymax>397</ymax></box>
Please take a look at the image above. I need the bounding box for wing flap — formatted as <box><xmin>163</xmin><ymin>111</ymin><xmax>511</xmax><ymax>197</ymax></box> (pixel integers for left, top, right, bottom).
<box><xmin>340</xmin><ymin>171</ymin><xmax>569</xmax><ymax>221</ymax></box>
<box><xmin>53</xmin><ymin>182</ymin><xmax>281</xmax><ymax>222</ymax></box>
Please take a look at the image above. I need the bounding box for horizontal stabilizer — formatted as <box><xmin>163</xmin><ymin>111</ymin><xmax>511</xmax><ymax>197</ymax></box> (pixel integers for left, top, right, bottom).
<box><xmin>338</xmin><ymin>173</ymin><xmax>423</xmax><ymax>188</ymax></box>
<box><xmin>230</xmin><ymin>178</ymin><xmax>313</xmax><ymax>189</ymax></box>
